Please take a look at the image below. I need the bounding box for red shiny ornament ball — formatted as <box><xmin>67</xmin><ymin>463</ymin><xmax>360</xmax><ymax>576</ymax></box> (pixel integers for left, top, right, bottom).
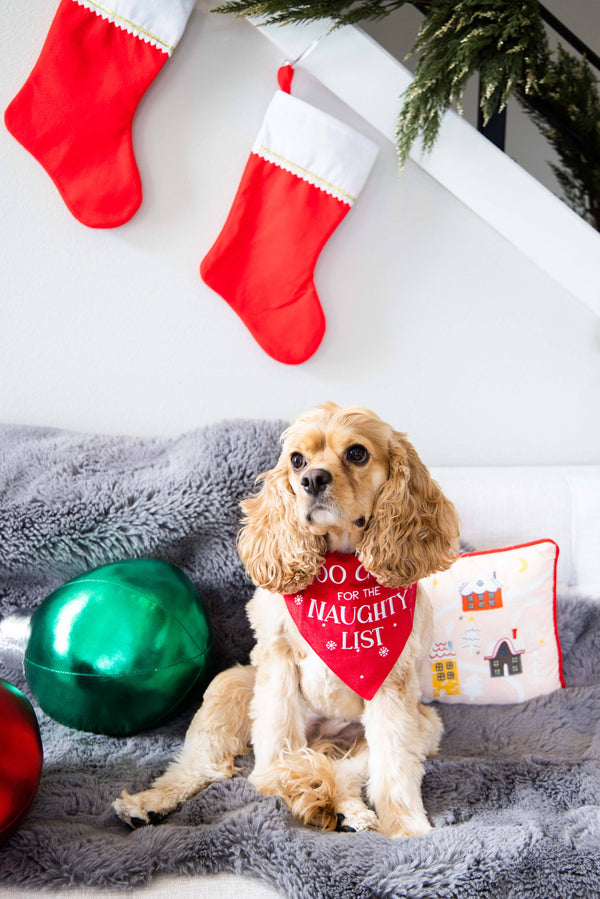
<box><xmin>0</xmin><ymin>676</ymin><xmax>43</xmax><ymax>844</ymax></box>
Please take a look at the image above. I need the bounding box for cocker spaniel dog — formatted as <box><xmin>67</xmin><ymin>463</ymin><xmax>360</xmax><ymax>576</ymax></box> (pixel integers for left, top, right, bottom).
<box><xmin>114</xmin><ymin>403</ymin><xmax>459</xmax><ymax>838</ymax></box>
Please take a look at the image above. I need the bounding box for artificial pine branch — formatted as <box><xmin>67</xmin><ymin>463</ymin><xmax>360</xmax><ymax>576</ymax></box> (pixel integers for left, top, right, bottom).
<box><xmin>517</xmin><ymin>46</ymin><xmax>600</xmax><ymax>230</ymax></box>
<box><xmin>395</xmin><ymin>0</ymin><xmax>546</xmax><ymax>164</ymax></box>
<box><xmin>212</xmin><ymin>0</ymin><xmax>420</xmax><ymax>28</ymax></box>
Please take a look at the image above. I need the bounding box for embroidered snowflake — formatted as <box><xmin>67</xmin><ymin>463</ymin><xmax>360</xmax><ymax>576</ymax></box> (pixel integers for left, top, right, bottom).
<box><xmin>326</xmin><ymin>640</ymin><xmax>337</xmax><ymax>651</ymax></box>
<box><xmin>379</xmin><ymin>646</ymin><xmax>389</xmax><ymax>657</ymax></box>
<box><xmin>293</xmin><ymin>594</ymin><xmax>303</xmax><ymax>605</ymax></box>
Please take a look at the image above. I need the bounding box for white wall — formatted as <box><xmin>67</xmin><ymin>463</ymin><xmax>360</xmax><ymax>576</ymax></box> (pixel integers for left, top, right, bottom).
<box><xmin>1</xmin><ymin>1</ymin><xmax>599</xmax><ymax>467</ymax></box>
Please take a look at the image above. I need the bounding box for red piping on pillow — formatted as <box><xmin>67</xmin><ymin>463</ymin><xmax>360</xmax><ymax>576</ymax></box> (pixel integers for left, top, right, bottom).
<box><xmin>456</xmin><ymin>538</ymin><xmax>564</xmax><ymax>689</ymax></box>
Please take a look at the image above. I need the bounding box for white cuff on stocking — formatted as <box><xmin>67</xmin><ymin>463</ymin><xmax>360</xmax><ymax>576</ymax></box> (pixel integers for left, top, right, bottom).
<box><xmin>252</xmin><ymin>91</ymin><xmax>379</xmax><ymax>206</ymax></box>
<box><xmin>73</xmin><ymin>0</ymin><xmax>195</xmax><ymax>54</ymax></box>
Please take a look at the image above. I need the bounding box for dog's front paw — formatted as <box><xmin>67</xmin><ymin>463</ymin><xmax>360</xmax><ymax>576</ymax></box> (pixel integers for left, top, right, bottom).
<box><xmin>336</xmin><ymin>796</ymin><xmax>381</xmax><ymax>833</ymax></box>
<box><xmin>336</xmin><ymin>806</ymin><xmax>380</xmax><ymax>833</ymax></box>
<box><xmin>112</xmin><ymin>789</ymin><xmax>173</xmax><ymax>828</ymax></box>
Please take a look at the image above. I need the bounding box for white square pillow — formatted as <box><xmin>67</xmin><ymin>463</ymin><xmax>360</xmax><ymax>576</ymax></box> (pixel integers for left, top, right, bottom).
<box><xmin>419</xmin><ymin>540</ymin><xmax>564</xmax><ymax>704</ymax></box>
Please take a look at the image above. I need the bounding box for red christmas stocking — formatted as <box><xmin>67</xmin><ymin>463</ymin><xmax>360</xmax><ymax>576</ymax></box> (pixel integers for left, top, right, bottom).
<box><xmin>4</xmin><ymin>0</ymin><xmax>195</xmax><ymax>228</ymax></box>
<box><xmin>200</xmin><ymin>66</ymin><xmax>379</xmax><ymax>365</ymax></box>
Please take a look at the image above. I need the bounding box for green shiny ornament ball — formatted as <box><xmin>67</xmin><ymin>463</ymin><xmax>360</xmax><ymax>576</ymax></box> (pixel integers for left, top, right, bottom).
<box><xmin>24</xmin><ymin>559</ymin><xmax>212</xmax><ymax>736</ymax></box>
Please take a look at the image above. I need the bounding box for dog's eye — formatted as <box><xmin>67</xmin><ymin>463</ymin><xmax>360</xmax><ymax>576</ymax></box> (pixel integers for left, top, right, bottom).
<box><xmin>346</xmin><ymin>444</ymin><xmax>369</xmax><ymax>465</ymax></box>
<box><xmin>290</xmin><ymin>452</ymin><xmax>306</xmax><ymax>470</ymax></box>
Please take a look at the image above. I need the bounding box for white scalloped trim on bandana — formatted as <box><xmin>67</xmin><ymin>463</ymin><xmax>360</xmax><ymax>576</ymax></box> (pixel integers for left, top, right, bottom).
<box><xmin>252</xmin><ymin>91</ymin><xmax>379</xmax><ymax>207</ymax></box>
<box><xmin>73</xmin><ymin>0</ymin><xmax>195</xmax><ymax>55</ymax></box>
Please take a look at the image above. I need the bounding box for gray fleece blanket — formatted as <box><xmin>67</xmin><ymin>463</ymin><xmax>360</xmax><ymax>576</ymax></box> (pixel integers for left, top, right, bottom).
<box><xmin>0</xmin><ymin>420</ymin><xmax>599</xmax><ymax>898</ymax></box>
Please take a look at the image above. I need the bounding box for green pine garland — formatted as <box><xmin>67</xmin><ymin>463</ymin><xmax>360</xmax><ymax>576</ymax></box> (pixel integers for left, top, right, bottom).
<box><xmin>395</xmin><ymin>0</ymin><xmax>546</xmax><ymax>163</ymax></box>
<box><xmin>215</xmin><ymin>0</ymin><xmax>600</xmax><ymax>231</ymax></box>
<box><xmin>518</xmin><ymin>46</ymin><xmax>600</xmax><ymax>230</ymax></box>
<box><xmin>213</xmin><ymin>1</ymin><xmax>420</xmax><ymax>28</ymax></box>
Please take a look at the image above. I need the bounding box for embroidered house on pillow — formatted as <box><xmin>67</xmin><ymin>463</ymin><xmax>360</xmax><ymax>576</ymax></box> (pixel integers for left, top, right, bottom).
<box><xmin>460</xmin><ymin>573</ymin><xmax>503</xmax><ymax>611</ymax></box>
<box><xmin>485</xmin><ymin>629</ymin><xmax>525</xmax><ymax>678</ymax></box>
<box><xmin>429</xmin><ymin>641</ymin><xmax>460</xmax><ymax>698</ymax></box>
<box><xmin>419</xmin><ymin>540</ymin><xmax>564</xmax><ymax>705</ymax></box>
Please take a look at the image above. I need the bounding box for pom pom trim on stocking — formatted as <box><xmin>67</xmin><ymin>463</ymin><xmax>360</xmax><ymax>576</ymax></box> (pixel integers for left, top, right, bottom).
<box><xmin>73</xmin><ymin>0</ymin><xmax>195</xmax><ymax>54</ymax></box>
<box><xmin>251</xmin><ymin>91</ymin><xmax>379</xmax><ymax>207</ymax></box>
<box><xmin>251</xmin><ymin>144</ymin><xmax>356</xmax><ymax>205</ymax></box>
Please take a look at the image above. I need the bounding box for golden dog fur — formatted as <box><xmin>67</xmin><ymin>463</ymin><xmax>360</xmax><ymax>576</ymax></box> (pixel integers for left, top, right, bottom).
<box><xmin>114</xmin><ymin>403</ymin><xmax>459</xmax><ymax>838</ymax></box>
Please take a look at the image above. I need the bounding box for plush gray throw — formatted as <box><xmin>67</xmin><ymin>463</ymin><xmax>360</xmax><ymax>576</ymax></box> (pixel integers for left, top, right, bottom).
<box><xmin>0</xmin><ymin>421</ymin><xmax>599</xmax><ymax>897</ymax></box>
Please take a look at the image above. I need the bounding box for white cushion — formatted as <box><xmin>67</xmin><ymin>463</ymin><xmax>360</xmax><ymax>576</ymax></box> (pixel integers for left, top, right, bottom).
<box><xmin>430</xmin><ymin>466</ymin><xmax>600</xmax><ymax>595</ymax></box>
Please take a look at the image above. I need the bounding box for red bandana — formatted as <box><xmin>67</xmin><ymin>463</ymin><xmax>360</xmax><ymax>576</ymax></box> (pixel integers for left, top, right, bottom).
<box><xmin>284</xmin><ymin>552</ymin><xmax>417</xmax><ymax>700</ymax></box>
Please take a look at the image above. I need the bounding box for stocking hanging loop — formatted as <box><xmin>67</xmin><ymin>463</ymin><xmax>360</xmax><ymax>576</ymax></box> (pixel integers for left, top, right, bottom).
<box><xmin>279</xmin><ymin>25</ymin><xmax>330</xmax><ymax>92</ymax></box>
<box><xmin>277</xmin><ymin>64</ymin><xmax>294</xmax><ymax>93</ymax></box>
<box><xmin>284</xmin><ymin>27</ymin><xmax>330</xmax><ymax>68</ymax></box>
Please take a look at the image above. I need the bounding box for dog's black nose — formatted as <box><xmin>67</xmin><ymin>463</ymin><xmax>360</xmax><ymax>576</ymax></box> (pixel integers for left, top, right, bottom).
<box><xmin>301</xmin><ymin>468</ymin><xmax>332</xmax><ymax>497</ymax></box>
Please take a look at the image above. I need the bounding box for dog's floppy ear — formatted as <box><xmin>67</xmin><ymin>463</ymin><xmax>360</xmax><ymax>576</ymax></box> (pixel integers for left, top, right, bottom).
<box><xmin>357</xmin><ymin>431</ymin><xmax>459</xmax><ymax>587</ymax></box>
<box><xmin>238</xmin><ymin>459</ymin><xmax>326</xmax><ymax>595</ymax></box>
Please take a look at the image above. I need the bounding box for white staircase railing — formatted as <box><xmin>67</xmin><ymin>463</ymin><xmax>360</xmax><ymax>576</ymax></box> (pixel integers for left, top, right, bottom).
<box><xmin>255</xmin><ymin>18</ymin><xmax>600</xmax><ymax>319</ymax></box>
